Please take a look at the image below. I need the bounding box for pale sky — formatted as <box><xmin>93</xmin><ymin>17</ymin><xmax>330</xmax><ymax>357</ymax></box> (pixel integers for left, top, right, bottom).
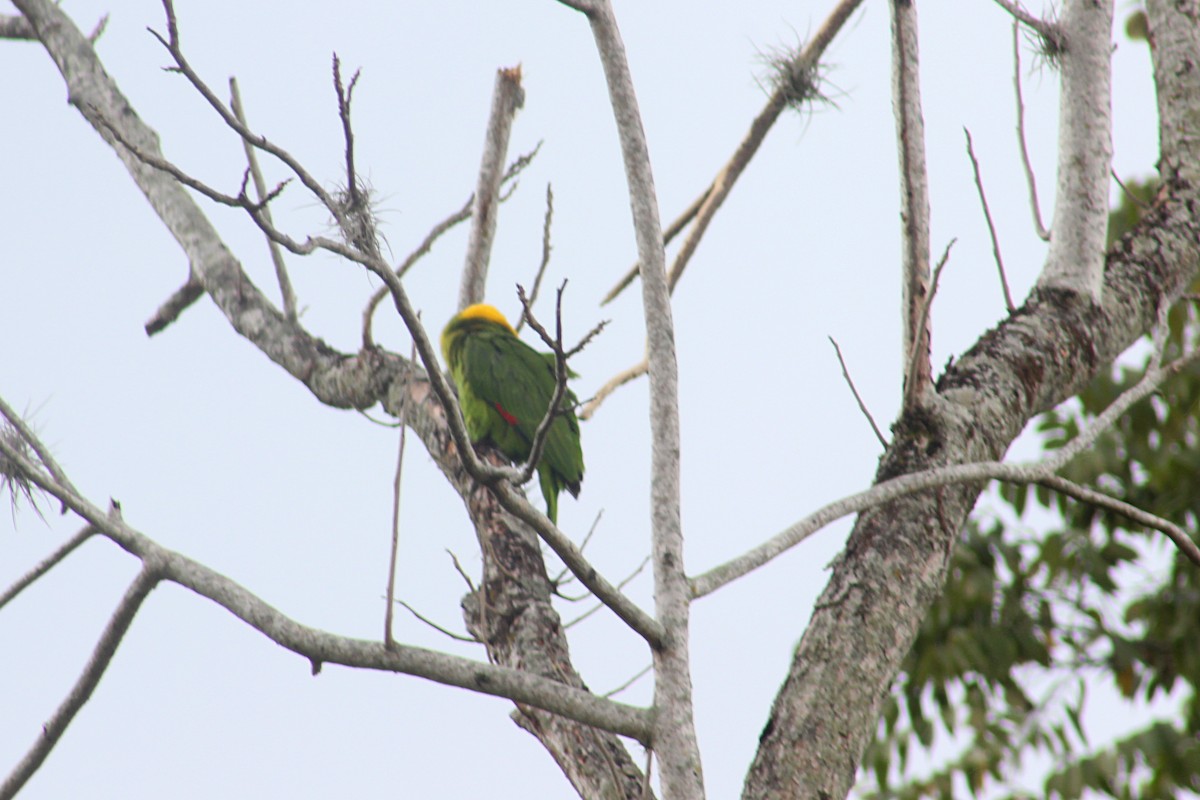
<box><xmin>1</xmin><ymin>1</ymin><xmax>1161</xmax><ymax>797</ymax></box>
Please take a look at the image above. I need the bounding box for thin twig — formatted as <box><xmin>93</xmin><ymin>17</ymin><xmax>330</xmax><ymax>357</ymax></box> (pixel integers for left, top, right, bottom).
<box><xmin>0</xmin><ymin>565</ymin><xmax>160</xmax><ymax>800</ymax></box>
<box><xmin>230</xmin><ymin>77</ymin><xmax>297</xmax><ymax>322</ymax></box>
<box><xmin>600</xmin><ymin>188</ymin><xmax>710</xmax><ymax>306</ymax></box>
<box><xmin>964</xmin><ymin>128</ymin><xmax>1016</xmax><ymax>312</ymax></box>
<box><xmin>903</xmin><ymin>239</ymin><xmax>956</xmax><ymax>405</ymax></box>
<box><xmin>578</xmin><ymin>358</ymin><xmax>648</xmax><ymax>421</ymax></box>
<box><xmin>516</xmin><ymin>183</ymin><xmax>555</xmax><ymax>334</ymax></box>
<box><xmin>564</xmin><ymin>555</ymin><xmax>651</xmax><ymax>628</ymax></box>
<box><xmin>552</xmin><ymin>509</ymin><xmax>604</xmax><ymax>587</ymax></box>
<box><xmin>446</xmin><ymin>549</ymin><xmax>477</xmax><ymax>593</ymax></box>
<box><xmin>603</xmin><ymin>664</ymin><xmax>653</xmax><ymax>698</ymax></box>
<box><xmin>1013</xmin><ymin>19</ymin><xmax>1051</xmax><ymax>242</ymax></box>
<box><xmin>0</xmin><ymin>525</ymin><xmax>94</xmax><ymax>610</ymax></box>
<box><xmin>393</xmin><ymin>599</ymin><xmax>478</xmax><ymax>643</ymax></box>
<box><xmin>459</xmin><ymin>65</ymin><xmax>524</xmax><ymax>310</ymax></box>
<box><xmin>385</xmin><ymin>333</ymin><xmax>417</xmax><ymax>650</ymax></box>
<box><xmin>1111</xmin><ymin>168</ymin><xmax>1153</xmax><ymax>211</ymax></box>
<box><xmin>828</xmin><ymin>337</ymin><xmax>888</xmax><ymax>448</ymax></box>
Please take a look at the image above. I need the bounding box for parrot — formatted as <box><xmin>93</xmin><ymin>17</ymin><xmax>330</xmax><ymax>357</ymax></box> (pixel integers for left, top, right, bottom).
<box><xmin>440</xmin><ymin>303</ymin><xmax>584</xmax><ymax>524</ymax></box>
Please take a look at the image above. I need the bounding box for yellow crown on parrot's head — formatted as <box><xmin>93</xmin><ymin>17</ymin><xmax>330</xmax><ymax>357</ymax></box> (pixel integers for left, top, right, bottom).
<box><xmin>458</xmin><ymin>303</ymin><xmax>516</xmax><ymax>335</ymax></box>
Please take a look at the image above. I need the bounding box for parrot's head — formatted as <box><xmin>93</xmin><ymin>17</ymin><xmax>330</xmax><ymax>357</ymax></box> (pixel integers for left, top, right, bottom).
<box><xmin>455</xmin><ymin>304</ymin><xmax>516</xmax><ymax>334</ymax></box>
<box><xmin>441</xmin><ymin>303</ymin><xmax>517</xmax><ymax>366</ymax></box>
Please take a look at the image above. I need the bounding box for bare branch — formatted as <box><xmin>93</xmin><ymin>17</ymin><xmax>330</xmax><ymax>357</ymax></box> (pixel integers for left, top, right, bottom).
<box><xmin>603</xmin><ymin>664</ymin><xmax>653</xmax><ymax>699</ymax></box>
<box><xmin>1037</xmin><ymin>0</ymin><xmax>1114</xmax><ymax>299</ymax></box>
<box><xmin>1</xmin><ymin>564</ymin><xmax>161</xmax><ymax>800</ymax></box>
<box><xmin>458</xmin><ymin>65</ymin><xmax>524</xmax><ymax>310</ymax></box>
<box><xmin>1146</xmin><ymin>0</ymin><xmax>1200</xmax><ymax>182</ymax></box>
<box><xmin>230</xmin><ymin>77</ymin><xmax>297</xmax><ymax>322</ymax></box>
<box><xmin>890</xmin><ymin>0</ymin><xmax>933</xmax><ymax>411</ymax></box>
<box><xmin>333</xmin><ymin>55</ymin><xmax>363</xmax><ymax>210</ymax></box>
<box><xmin>362</xmin><ymin>198</ymin><xmax>472</xmax><ymax>348</ymax></box>
<box><xmin>1012</xmin><ymin>20</ymin><xmax>1052</xmax><ymax>242</ymax></box>
<box><xmin>964</xmin><ymin>128</ymin><xmax>1015</xmax><ymax>312</ymax></box>
<box><xmin>828</xmin><ymin>337</ymin><xmax>888</xmax><ymax>449</ymax></box>
<box><xmin>0</xmin><ymin>525</ymin><xmax>94</xmax><ymax>611</ymax></box>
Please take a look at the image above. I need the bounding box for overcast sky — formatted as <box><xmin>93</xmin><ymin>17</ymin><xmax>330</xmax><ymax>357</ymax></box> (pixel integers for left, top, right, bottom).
<box><xmin>1</xmin><ymin>1</ymin><xmax>1162</xmax><ymax>797</ymax></box>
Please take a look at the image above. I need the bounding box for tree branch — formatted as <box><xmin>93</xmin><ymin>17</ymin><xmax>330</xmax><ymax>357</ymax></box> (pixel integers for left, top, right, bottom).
<box><xmin>1</xmin><ymin>563</ymin><xmax>161</xmax><ymax>800</ymax></box>
<box><xmin>563</xmin><ymin>1</ymin><xmax>700</xmax><ymax>796</ymax></box>
<box><xmin>0</xmin><ymin>525</ymin><xmax>94</xmax><ymax>610</ymax></box>
<box><xmin>1037</xmin><ymin>0</ymin><xmax>1114</xmax><ymax>299</ymax></box>
<box><xmin>890</xmin><ymin>0</ymin><xmax>933</xmax><ymax>411</ymax></box>
<box><xmin>0</xmin><ymin>429</ymin><xmax>653</xmax><ymax>744</ymax></box>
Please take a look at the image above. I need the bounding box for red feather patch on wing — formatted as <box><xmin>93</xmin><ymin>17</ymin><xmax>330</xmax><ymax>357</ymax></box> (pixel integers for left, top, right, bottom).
<box><xmin>493</xmin><ymin>401</ymin><xmax>519</xmax><ymax>426</ymax></box>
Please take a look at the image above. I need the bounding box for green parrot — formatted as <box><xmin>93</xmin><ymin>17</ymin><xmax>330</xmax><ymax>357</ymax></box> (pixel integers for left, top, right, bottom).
<box><xmin>440</xmin><ymin>303</ymin><xmax>584</xmax><ymax>524</ymax></box>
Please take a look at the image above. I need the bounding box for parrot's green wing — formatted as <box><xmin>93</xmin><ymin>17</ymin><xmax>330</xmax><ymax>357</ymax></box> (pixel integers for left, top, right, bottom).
<box><xmin>443</xmin><ymin>306</ymin><xmax>584</xmax><ymax>524</ymax></box>
<box><xmin>458</xmin><ymin>329</ymin><xmax>583</xmax><ymax>489</ymax></box>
